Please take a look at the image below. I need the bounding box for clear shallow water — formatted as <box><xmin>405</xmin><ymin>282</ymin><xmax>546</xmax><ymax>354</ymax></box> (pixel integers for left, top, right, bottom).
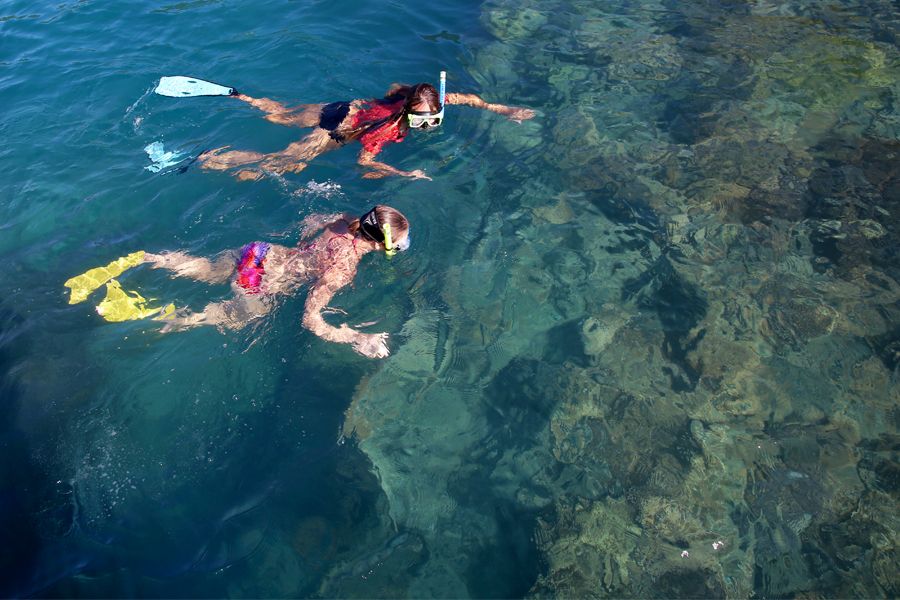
<box><xmin>1</xmin><ymin>0</ymin><xmax>898</xmax><ymax>598</ymax></box>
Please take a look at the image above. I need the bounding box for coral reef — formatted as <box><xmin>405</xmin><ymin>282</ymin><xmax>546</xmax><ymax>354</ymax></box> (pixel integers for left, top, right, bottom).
<box><xmin>338</xmin><ymin>0</ymin><xmax>900</xmax><ymax>596</ymax></box>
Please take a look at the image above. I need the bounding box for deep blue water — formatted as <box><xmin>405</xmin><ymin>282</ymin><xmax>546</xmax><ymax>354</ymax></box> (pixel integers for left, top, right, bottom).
<box><xmin>2</xmin><ymin>0</ymin><xmax>899</xmax><ymax>597</ymax></box>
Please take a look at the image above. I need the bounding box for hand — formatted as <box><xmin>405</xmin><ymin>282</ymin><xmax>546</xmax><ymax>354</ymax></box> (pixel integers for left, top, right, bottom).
<box><xmin>351</xmin><ymin>332</ymin><xmax>390</xmax><ymax>359</ymax></box>
<box><xmin>506</xmin><ymin>107</ymin><xmax>536</xmax><ymax>123</ymax></box>
<box><xmin>406</xmin><ymin>169</ymin><xmax>432</xmax><ymax>181</ymax></box>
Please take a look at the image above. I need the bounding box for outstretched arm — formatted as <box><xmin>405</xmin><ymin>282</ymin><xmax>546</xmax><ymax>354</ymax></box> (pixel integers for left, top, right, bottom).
<box><xmin>444</xmin><ymin>92</ymin><xmax>535</xmax><ymax>123</ymax></box>
<box><xmin>231</xmin><ymin>92</ymin><xmax>320</xmax><ymax>127</ymax></box>
<box><xmin>358</xmin><ymin>150</ymin><xmax>432</xmax><ymax>181</ymax></box>
<box><xmin>301</xmin><ymin>272</ymin><xmax>390</xmax><ymax>358</ymax></box>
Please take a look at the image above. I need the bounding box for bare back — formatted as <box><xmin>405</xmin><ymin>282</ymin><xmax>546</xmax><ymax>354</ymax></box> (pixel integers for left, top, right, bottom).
<box><xmin>261</xmin><ymin>219</ymin><xmax>364</xmax><ymax>295</ymax></box>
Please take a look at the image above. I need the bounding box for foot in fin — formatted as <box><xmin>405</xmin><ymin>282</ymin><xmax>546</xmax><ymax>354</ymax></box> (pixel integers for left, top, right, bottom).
<box><xmin>175</xmin><ymin>149</ymin><xmax>207</xmax><ymax>174</ymax></box>
<box><xmin>155</xmin><ymin>76</ymin><xmax>235</xmax><ymax>98</ymax></box>
<box><xmin>144</xmin><ymin>142</ymin><xmax>187</xmax><ymax>173</ymax></box>
<box><xmin>64</xmin><ymin>251</ymin><xmax>146</xmax><ymax>304</ymax></box>
<box><xmin>95</xmin><ymin>279</ymin><xmax>173</xmax><ymax>323</ymax></box>
<box><xmin>156</xmin><ymin>307</ymin><xmax>205</xmax><ymax>333</ymax></box>
<box><xmin>199</xmin><ymin>146</ymin><xmax>265</xmax><ymax>171</ymax></box>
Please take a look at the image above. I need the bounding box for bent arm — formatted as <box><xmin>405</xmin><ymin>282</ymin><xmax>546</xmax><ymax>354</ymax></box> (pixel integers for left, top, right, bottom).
<box><xmin>358</xmin><ymin>150</ymin><xmax>431</xmax><ymax>180</ymax></box>
<box><xmin>232</xmin><ymin>93</ymin><xmax>312</xmax><ymax>127</ymax></box>
<box><xmin>302</xmin><ymin>278</ymin><xmax>356</xmax><ymax>344</ymax></box>
<box><xmin>301</xmin><ymin>273</ymin><xmax>390</xmax><ymax>358</ymax></box>
<box><xmin>444</xmin><ymin>92</ymin><xmax>535</xmax><ymax>122</ymax></box>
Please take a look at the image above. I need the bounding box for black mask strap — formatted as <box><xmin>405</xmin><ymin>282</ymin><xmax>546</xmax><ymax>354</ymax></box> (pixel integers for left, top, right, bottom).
<box><xmin>359</xmin><ymin>207</ymin><xmax>384</xmax><ymax>243</ymax></box>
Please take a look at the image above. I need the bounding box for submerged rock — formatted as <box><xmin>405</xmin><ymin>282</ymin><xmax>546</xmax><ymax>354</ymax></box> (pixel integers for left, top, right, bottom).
<box><xmin>337</xmin><ymin>0</ymin><xmax>900</xmax><ymax>597</ymax></box>
<box><xmin>530</xmin><ymin>497</ymin><xmax>643</xmax><ymax>597</ymax></box>
<box><xmin>471</xmin><ymin>41</ymin><xmax>521</xmax><ymax>90</ymax></box>
<box><xmin>482</xmin><ymin>6</ymin><xmax>549</xmax><ymax>42</ymax></box>
<box><xmin>580</xmin><ymin>304</ymin><xmax>630</xmax><ymax>358</ymax></box>
<box><xmin>551</xmin><ymin>105</ymin><xmax>603</xmax><ymax>167</ymax></box>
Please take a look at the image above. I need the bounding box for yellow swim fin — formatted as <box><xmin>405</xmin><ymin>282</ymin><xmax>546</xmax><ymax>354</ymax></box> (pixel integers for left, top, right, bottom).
<box><xmin>64</xmin><ymin>251</ymin><xmax>146</xmax><ymax>305</ymax></box>
<box><xmin>94</xmin><ymin>279</ymin><xmax>174</xmax><ymax>322</ymax></box>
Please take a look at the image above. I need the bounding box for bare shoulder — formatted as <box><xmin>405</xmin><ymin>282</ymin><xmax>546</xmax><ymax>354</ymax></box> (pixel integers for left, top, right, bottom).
<box><xmin>315</xmin><ymin>226</ymin><xmax>354</xmax><ymax>252</ymax></box>
<box><xmin>300</xmin><ymin>212</ymin><xmax>354</xmax><ymax>239</ymax></box>
<box><xmin>321</xmin><ymin>213</ymin><xmax>357</xmax><ymax>235</ymax></box>
<box><xmin>310</xmin><ymin>239</ymin><xmax>358</xmax><ymax>293</ymax></box>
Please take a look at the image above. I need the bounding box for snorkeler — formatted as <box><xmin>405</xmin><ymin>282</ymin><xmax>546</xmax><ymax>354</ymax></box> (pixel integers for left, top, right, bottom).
<box><xmin>142</xmin><ymin>205</ymin><xmax>410</xmax><ymax>358</ymax></box>
<box><xmin>182</xmin><ymin>72</ymin><xmax>535</xmax><ymax>181</ymax></box>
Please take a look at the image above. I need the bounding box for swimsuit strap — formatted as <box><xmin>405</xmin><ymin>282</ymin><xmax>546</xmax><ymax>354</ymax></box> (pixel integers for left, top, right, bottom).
<box><xmin>335</xmin><ymin>231</ymin><xmax>363</xmax><ymax>260</ymax></box>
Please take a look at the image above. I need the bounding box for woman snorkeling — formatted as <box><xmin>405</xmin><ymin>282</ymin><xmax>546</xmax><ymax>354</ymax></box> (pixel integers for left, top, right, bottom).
<box><xmin>197</xmin><ymin>73</ymin><xmax>535</xmax><ymax>181</ymax></box>
<box><xmin>143</xmin><ymin>205</ymin><xmax>410</xmax><ymax>358</ymax></box>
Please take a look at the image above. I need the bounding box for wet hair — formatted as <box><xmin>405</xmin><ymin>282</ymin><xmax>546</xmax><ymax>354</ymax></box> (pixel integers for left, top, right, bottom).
<box><xmin>404</xmin><ymin>83</ymin><xmax>441</xmax><ymax>113</ymax></box>
<box><xmin>349</xmin><ymin>205</ymin><xmax>409</xmax><ymax>245</ymax></box>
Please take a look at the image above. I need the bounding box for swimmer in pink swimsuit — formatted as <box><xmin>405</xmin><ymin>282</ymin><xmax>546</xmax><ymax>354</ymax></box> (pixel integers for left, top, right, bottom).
<box><xmin>197</xmin><ymin>80</ymin><xmax>535</xmax><ymax>181</ymax></box>
<box><xmin>142</xmin><ymin>205</ymin><xmax>411</xmax><ymax>359</ymax></box>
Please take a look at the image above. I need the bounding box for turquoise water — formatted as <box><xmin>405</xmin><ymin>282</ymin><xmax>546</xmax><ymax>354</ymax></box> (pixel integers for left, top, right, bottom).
<box><xmin>2</xmin><ymin>0</ymin><xmax>899</xmax><ymax>597</ymax></box>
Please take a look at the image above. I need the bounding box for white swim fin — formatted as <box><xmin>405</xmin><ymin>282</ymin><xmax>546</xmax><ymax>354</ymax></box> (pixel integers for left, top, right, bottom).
<box><xmin>155</xmin><ymin>76</ymin><xmax>235</xmax><ymax>97</ymax></box>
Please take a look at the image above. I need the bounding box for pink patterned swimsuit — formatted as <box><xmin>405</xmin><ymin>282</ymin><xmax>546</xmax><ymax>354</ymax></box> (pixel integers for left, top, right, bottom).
<box><xmin>235</xmin><ymin>242</ymin><xmax>270</xmax><ymax>293</ymax></box>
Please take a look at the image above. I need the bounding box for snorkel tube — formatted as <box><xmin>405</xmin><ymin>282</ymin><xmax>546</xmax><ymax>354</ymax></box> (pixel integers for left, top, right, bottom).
<box><xmin>359</xmin><ymin>206</ymin><xmax>405</xmax><ymax>256</ymax></box>
<box><xmin>439</xmin><ymin>70</ymin><xmax>446</xmax><ymax>109</ymax></box>
<box><xmin>382</xmin><ymin>223</ymin><xmax>396</xmax><ymax>256</ymax></box>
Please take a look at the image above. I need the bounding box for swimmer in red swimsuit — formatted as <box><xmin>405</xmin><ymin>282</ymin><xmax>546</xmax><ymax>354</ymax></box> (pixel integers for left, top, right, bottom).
<box><xmin>142</xmin><ymin>205</ymin><xmax>411</xmax><ymax>358</ymax></box>
<box><xmin>197</xmin><ymin>79</ymin><xmax>535</xmax><ymax>181</ymax></box>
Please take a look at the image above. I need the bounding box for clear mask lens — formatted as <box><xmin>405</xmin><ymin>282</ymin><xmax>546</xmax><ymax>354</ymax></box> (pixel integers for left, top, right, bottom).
<box><xmin>408</xmin><ymin>108</ymin><xmax>444</xmax><ymax>129</ymax></box>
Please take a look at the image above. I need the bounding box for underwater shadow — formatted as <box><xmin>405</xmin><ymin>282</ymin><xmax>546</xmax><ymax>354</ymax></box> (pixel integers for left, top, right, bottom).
<box><xmin>0</xmin><ymin>306</ymin><xmax>91</xmax><ymax>597</ymax></box>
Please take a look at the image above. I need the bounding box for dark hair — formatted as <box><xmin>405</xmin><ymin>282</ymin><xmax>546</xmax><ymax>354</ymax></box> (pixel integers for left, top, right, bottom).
<box><xmin>349</xmin><ymin>205</ymin><xmax>409</xmax><ymax>243</ymax></box>
<box><xmin>405</xmin><ymin>83</ymin><xmax>441</xmax><ymax>113</ymax></box>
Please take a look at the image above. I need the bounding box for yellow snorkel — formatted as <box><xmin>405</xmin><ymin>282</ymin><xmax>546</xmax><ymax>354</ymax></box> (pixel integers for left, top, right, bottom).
<box><xmin>382</xmin><ymin>223</ymin><xmax>396</xmax><ymax>256</ymax></box>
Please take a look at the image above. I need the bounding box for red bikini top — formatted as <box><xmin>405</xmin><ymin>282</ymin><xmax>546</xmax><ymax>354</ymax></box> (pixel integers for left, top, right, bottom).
<box><xmin>351</xmin><ymin>97</ymin><xmax>407</xmax><ymax>155</ymax></box>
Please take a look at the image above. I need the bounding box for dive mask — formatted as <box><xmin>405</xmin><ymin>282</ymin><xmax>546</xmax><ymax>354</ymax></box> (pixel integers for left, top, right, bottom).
<box><xmin>407</xmin><ymin>70</ymin><xmax>446</xmax><ymax>129</ymax></box>
<box><xmin>407</xmin><ymin>108</ymin><xmax>444</xmax><ymax>129</ymax></box>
